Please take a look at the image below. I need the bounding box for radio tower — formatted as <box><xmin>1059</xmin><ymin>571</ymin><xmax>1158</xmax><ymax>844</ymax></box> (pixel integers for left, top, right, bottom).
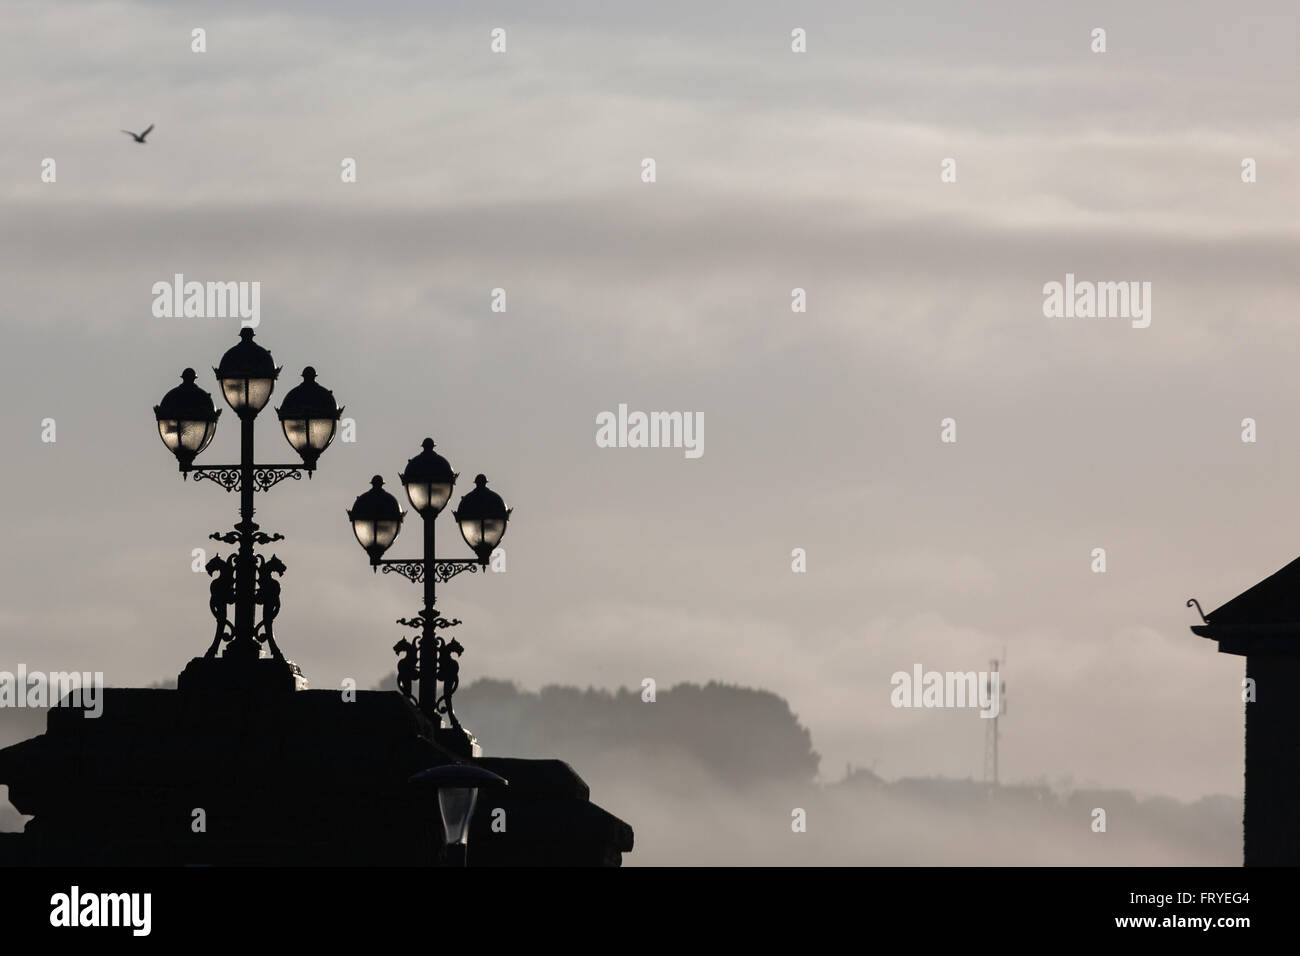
<box><xmin>983</xmin><ymin>655</ymin><xmax>1007</xmax><ymax>789</ymax></box>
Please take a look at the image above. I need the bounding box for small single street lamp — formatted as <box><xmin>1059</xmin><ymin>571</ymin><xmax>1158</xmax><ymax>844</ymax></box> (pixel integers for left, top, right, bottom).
<box><xmin>409</xmin><ymin>764</ymin><xmax>508</xmax><ymax>867</ymax></box>
<box><xmin>154</xmin><ymin>328</ymin><xmax>342</xmax><ymax>679</ymax></box>
<box><xmin>347</xmin><ymin>439</ymin><xmax>511</xmax><ymax>746</ymax></box>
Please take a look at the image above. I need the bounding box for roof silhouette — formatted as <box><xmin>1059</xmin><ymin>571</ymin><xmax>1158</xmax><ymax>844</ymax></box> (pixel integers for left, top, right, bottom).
<box><xmin>1204</xmin><ymin>554</ymin><xmax>1300</xmax><ymax>625</ymax></box>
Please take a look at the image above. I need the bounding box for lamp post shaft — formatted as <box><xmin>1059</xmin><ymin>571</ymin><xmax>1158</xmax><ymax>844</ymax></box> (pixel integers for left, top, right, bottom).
<box><xmin>419</xmin><ymin>514</ymin><xmax>438</xmax><ymax>722</ymax></box>
<box><xmin>231</xmin><ymin>411</ymin><xmax>258</xmax><ymax>660</ymax></box>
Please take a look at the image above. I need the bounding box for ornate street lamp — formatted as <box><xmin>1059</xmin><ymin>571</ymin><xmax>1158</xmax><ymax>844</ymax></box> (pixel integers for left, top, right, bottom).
<box><xmin>154</xmin><ymin>328</ymin><xmax>341</xmax><ymax>684</ymax></box>
<box><xmin>277</xmin><ymin>366</ymin><xmax>343</xmax><ymax>470</ymax></box>
<box><xmin>400</xmin><ymin>437</ymin><xmax>456</xmax><ymax>517</ymax></box>
<box><xmin>453</xmin><ymin>475</ymin><xmax>511</xmax><ymax>564</ymax></box>
<box><xmin>347</xmin><ymin>477</ymin><xmax>404</xmax><ymax>563</ymax></box>
<box><xmin>153</xmin><ymin>369</ymin><xmax>219</xmax><ymax>469</ymax></box>
<box><xmin>214</xmin><ymin>326</ymin><xmax>279</xmax><ymax>415</ymax></box>
<box><xmin>347</xmin><ymin>438</ymin><xmax>511</xmax><ymax>750</ymax></box>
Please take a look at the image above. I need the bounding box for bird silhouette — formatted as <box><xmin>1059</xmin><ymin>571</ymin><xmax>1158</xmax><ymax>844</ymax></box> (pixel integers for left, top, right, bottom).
<box><xmin>120</xmin><ymin>124</ymin><xmax>154</xmax><ymax>144</ymax></box>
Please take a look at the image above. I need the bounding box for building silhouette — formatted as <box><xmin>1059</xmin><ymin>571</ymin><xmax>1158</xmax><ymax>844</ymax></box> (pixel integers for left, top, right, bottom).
<box><xmin>1191</xmin><ymin>554</ymin><xmax>1300</xmax><ymax>866</ymax></box>
<box><xmin>0</xmin><ymin>663</ymin><xmax>633</xmax><ymax>866</ymax></box>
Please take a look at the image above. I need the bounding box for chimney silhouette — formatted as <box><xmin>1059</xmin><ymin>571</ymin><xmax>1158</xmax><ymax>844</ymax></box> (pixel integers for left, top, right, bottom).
<box><xmin>1191</xmin><ymin>554</ymin><xmax>1300</xmax><ymax>866</ymax></box>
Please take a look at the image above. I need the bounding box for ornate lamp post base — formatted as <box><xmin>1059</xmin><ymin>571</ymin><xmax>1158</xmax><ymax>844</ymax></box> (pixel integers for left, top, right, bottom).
<box><xmin>177</xmin><ymin>654</ymin><xmax>307</xmax><ymax>695</ymax></box>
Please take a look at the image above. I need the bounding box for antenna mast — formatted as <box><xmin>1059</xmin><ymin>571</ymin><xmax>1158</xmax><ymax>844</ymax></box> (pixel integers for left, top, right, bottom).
<box><xmin>983</xmin><ymin>654</ymin><xmax>1007</xmax><ymax>788</ymax></box>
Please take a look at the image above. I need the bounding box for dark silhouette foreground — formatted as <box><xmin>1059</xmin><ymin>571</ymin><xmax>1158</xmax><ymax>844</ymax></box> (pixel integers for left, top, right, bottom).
<box><xmin>0</xmin><ymin>673</ymin><xmax>632</xmax><ymax>866</ymax></box>
<box><xmin>1191</xmin><ymin>553</ymin><xmax>1300</xmax><ymax>866</ymax></box>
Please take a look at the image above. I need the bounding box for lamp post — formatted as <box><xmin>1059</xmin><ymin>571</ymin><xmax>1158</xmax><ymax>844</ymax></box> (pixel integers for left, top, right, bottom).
<box><xmin>409</xmin><ymin>764</ymin><xmax>508</xmax><ymax>867</ymax></box>
<box><xmin>347</xmin><ymin>439</ymin><xmax>510</xmax><ymax>742</ymax></box>
<box><xmin>154</xmin><ymin>328</ymin><xmax>342</xmax><ymax>680</ymax></box>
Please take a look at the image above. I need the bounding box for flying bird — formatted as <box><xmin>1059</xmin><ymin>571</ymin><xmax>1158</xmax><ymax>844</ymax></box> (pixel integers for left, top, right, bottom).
<box><xmin>120</xmin><ymin>124</ymin><xmax>154</xmax><ymax>144</ymax></box>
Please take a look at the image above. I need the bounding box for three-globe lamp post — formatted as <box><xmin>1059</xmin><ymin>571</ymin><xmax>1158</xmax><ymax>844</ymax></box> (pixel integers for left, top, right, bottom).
<box><xmin>346</xmin><ymin>438</ymin><xmax>510</xmax><ymax>723</ymax></box>
<box><xmin>153</xmin><ymin>328</ymin><xmax>342</xmax><ymax>667</ymax></box>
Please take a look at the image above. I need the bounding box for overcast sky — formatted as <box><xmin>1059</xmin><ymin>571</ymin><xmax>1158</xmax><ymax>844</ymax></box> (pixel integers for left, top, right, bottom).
<box><xmin>2</xmin><ymin>0</ymin><xmax>1298</xmax><ymax>802</ymax></box>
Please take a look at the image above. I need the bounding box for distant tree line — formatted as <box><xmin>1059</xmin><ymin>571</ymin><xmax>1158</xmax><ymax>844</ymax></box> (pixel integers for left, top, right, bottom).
<box><xmin>374</xmin><ymin>674</ymin><xmax>822</xmax><ymax>788</ymax></box>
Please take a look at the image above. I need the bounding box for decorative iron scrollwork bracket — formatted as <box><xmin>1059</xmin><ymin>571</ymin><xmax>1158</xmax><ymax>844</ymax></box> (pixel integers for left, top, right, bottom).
<box><xmin>187</xmin><ymin>464</ymin><xmax>311</xmax><ymax>493</ymax></box>
<box><xmin>378</xmin><ymin>559</ymin><xmax>480</xmax><ymax>585</ymax></box>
